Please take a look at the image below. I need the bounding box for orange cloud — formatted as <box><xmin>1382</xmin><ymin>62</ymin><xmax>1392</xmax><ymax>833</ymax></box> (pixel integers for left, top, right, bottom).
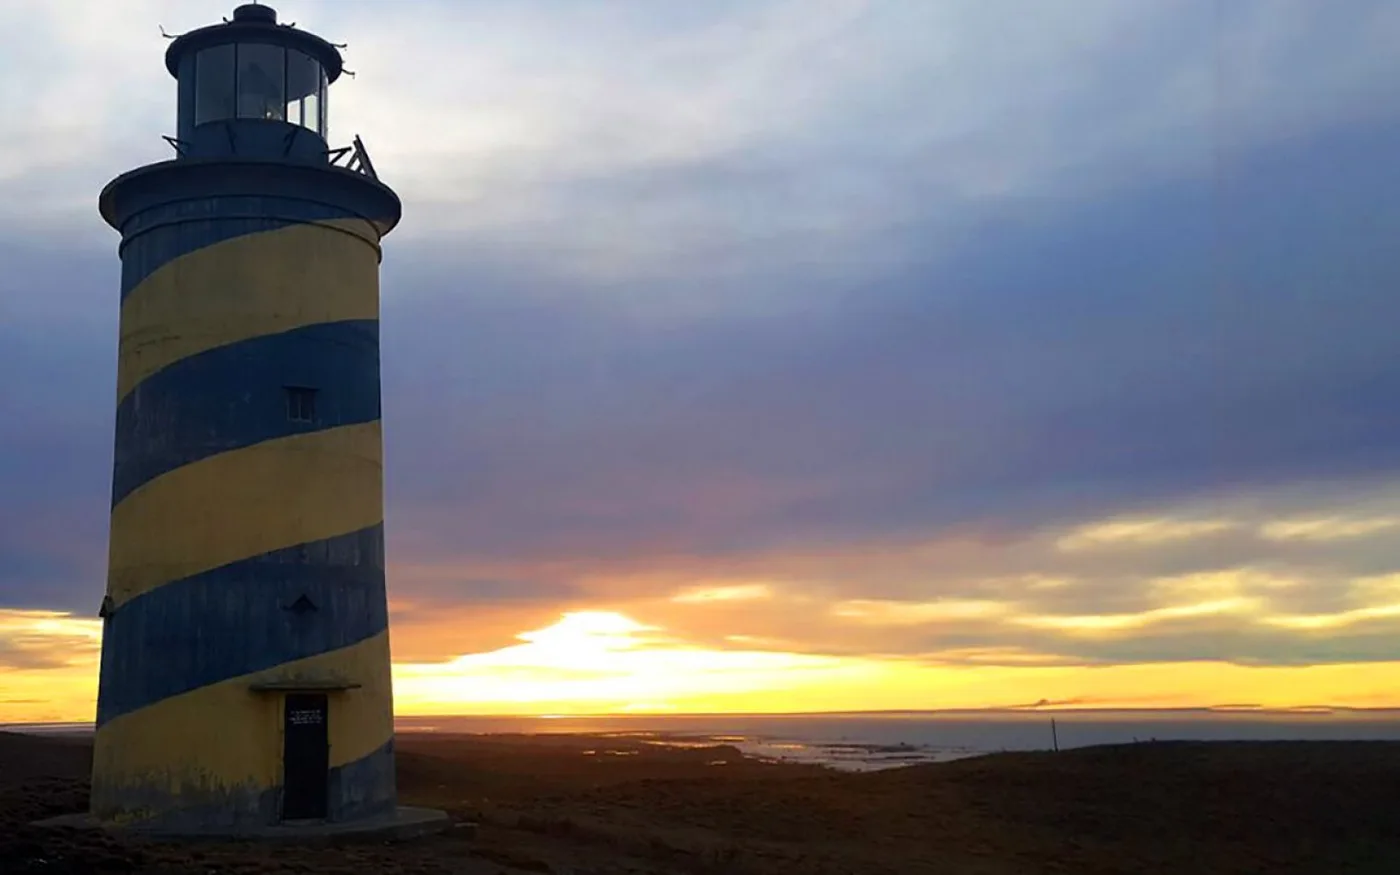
<box><xmin>1056</xmin><ymin>517</ymin><xmax>1237</xmax><ymax>551</ymax></box>
<box><xmin>0</xmin><ymin>609</ymin><xmax>102</xmax><ymax>724</ymax></box>
<box><xmin>390</xmin><ymin>611</ymin><xmax>1400</xmax><ymax>714</ymax></box>
<box><xmin>5</xmin><ymin>607</ymin><xmax>1399</xmax><ymax>725</ymax></box>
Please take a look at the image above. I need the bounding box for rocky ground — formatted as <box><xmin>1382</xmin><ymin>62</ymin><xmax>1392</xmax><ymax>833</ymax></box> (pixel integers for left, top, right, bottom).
<box><xmin>4</xmin><ymin>730</ymin><xmax>1399</xmax><ymax>873</ymax></box>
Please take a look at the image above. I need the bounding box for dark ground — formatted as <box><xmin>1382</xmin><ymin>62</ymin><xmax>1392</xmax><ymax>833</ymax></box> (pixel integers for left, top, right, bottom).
<box><xmin>3</xmin><ymin>730</ymin><xmax>1399</xmax><ymax>874</ymax></box>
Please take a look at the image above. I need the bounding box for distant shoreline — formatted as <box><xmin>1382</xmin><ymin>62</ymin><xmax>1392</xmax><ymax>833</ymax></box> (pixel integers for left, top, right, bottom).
<box><xmin>10</xmin><ymin>708</ymin><xmax>1400</xmax><ymax>771</ymax></box>
<box><xmin>9</xmin><ymin>703</ymin><xmax>1399</xmax><ymax>731</ymax></box>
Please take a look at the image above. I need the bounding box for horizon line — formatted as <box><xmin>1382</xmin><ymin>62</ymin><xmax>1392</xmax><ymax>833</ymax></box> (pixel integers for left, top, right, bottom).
<box><xmin>397</xmin><ymin>705</ymin><xmax>1400</xmax><ymax>718</ymax></box>
<box><xmin>7</xmin><ymin>704</ymin><xmax>1399</xmax><ymax>730</ymax></box>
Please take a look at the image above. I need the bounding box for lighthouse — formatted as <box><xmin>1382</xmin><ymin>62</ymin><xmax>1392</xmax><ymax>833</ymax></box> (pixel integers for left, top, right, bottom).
<box><xmin>92</xmin><ymin>4</ymin><xmax>402</xmax><ymax>831</ymax></box>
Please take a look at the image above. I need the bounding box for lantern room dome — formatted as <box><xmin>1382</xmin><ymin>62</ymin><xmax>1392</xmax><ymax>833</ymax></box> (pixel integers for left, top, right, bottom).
<box><xmin>164</xmin><ymin>5</ymin><xmax>343</xmax><ymax>82</ymax></box>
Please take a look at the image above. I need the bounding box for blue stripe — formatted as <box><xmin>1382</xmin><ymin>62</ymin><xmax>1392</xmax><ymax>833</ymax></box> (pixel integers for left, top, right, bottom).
<box><xmin>95</xmin><ymin>525</ymin><xmax>387</xmax><ymax>726</ymax></box>
<box><xmin>112</xmin><ymin>320</ymin><xmax>381</xmax><ymax>507</ymax></box>
<box><xmin>328</xmin><ymin>738</ymin><xmax>397</xmax><ymax>822</ymax></box>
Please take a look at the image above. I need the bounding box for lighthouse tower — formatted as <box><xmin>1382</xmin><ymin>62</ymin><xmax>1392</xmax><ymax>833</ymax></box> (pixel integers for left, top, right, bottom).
<box><xmin>93</xmin><ymin>4</ymin><xmax>401</xmax><ymax>830</ymax></box>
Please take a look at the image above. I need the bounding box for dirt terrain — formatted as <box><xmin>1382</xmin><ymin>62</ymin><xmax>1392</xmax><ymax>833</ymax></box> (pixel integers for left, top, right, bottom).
<box><xmin>3</xmin><ymin>730</ymin><xmax>1399</xmax><ymax>873</ymax></box>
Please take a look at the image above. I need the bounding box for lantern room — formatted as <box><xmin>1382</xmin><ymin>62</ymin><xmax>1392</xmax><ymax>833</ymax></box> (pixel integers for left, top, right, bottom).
<box><xmin>165</xmin><ymin>4</ymin><xmax>345</xmax><ymax>161</ymax></box>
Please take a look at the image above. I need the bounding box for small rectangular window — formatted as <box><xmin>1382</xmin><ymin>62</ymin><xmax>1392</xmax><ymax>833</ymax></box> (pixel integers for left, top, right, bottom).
<box><xmin>285</xmin><ymin>386</ymin><xmax>317</xmax><ymax>423</ymax></box>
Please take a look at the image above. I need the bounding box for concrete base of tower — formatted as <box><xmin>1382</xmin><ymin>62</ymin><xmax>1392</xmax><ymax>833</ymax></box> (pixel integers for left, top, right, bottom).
<box><xmin>33</xmin><ymin>805</ymin><xmax>457</xmax><ymax>844</ymax></box>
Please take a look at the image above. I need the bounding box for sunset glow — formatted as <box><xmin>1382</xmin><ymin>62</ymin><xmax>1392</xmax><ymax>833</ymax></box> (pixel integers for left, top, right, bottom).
<box><xmin>5</xmin><ymin>1</ymin><xmax>1400</xmax><ymax>728</ymax></box>
<box><xmin>6</xmin><ymin>490</ymin><xmax>1400</xmax><ymax>723</ymax></box>
<box><xmin>4</xmin><ymin>598</ymin><xmax>1399</xmax><ymax>724</ymax></box>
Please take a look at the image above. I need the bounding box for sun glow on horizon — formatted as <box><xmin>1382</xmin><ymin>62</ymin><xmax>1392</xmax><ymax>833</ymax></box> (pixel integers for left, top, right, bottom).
<box><xmin>391</xmin><ymin>610</ymin><xmax>864</xmax><ymax>714</ymax></box>
<box><xmin>3</xmin><ymin>607</ymin><xmax>1400</xmax><ymax>723</ymax></box>
<box><xmin>386</xmin><ymin>611</ymin><xmax>1400</xmax><ymax>717</ymax></box>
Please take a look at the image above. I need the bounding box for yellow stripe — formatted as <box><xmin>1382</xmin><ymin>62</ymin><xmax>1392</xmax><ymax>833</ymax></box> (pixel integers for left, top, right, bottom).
<box><xmin>107</xmin><ymin>422</ymin><xmax>383</xmax><ymax>608</ymax></box>
<box><xmin>92</xmin><ymin>631</ymin><xmax>393</xmax><ymax>812</ymax></box>
<box><xmin>116</xmin><ymin>219</ymin><xmax>381</xmax><ymax>402</ymax></box>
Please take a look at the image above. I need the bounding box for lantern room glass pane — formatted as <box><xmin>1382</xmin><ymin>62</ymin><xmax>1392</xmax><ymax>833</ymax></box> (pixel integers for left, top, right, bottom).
<box><xmin>194</xmin><ymin>44</ymin><xmax>236</xmax><ymax>125</ymax></box>
<box><xmin>303</xmin><ymin>89</ymin><xmax>320</xmax><ymax>133</ymax></box>
<box><xmin>237</xmin><ymin>43</ymin><xmax>285</xmax><ymax>121</ymax></box>
<box><xmin>285</xmin><ymin>50</ymin><xmax>324</xmax><ymax>136</ymax></box>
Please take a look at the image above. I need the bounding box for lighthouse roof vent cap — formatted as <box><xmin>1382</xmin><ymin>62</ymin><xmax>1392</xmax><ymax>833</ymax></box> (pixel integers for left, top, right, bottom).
<box><xmin>232</xmin><ymin>4</ymin><xmax>277</xmax><ymax>25</ymax></box>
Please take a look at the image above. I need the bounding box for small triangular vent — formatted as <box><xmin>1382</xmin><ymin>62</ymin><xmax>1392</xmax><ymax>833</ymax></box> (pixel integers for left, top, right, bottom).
<box><xmin>286</xmin><ymin>594</ymin><xmax>318</xmax><ymax>614</ymax></box>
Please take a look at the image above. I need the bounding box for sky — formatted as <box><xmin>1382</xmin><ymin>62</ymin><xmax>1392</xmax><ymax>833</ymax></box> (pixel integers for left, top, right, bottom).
<box><xmin>4</xmin><ymin>0</ymin><xmax>1400</xmax><ymax>722</ymax></box>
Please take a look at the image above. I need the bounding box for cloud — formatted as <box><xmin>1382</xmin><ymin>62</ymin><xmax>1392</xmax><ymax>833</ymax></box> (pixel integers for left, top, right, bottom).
<box><xmin>0</xmin><ymin>610</ymin><xmax>102</xmax><ymax>671</ymax></box>
<box><xmin>4</xmin><ymin>0</ymin><xmax>1400</xmax><ymax>715</ymax></box>
<box><xmin>1264</xmin><ymin>605</ymin><xmax>1400</xmax><ymax>632</ymax></box>
<box><xmin>1056</xmin><ymin>519</ymin><xmax>1238</xmax><ymax>552</ymax></box>
<box><xmin>671</xmin><ymin>584</ymin><xmax>774</xmax><ymax>603</ymax></box>
<box><xmin>1259</xmin><ymin>516</ymin><xmax>1400</xmax><ymax>542</ymax></box>
<box><xmin>367</xmin><ymin>106</ymin><xmax>1400</xmax><ymax>573</ymax></box>
<box><xmin>831</xmin><ymin>599</ymin><xmax>1011</xmax><ymax>625</ymax></box>
<box><xmin>376</xmin><ymin>479</ymin><xmax>1400</xmax><ymax>668</ymax></box>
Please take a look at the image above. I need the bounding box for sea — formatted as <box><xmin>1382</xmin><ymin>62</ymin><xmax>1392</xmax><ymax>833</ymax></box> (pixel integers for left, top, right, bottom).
<box><xmin>10</xmin><ymin>710</ymin><xmax>1400</xmax><ymax>771</ymax></box>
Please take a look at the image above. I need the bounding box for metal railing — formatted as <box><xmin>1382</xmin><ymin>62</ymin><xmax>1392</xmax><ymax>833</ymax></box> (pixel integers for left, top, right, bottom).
<box><xmin>156</xmin><ymin>129</ymin><xmax>381</xmax><ymax>182</ymax></box>
<box><xmin>327</xmin><ymin>135</ymin><xmax>379</xmax><ymax>180</ymax></box>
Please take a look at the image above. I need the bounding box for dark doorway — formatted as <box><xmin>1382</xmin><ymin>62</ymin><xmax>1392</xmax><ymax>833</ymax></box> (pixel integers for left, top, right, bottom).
<box><xmin>282</xmin><ymin>693</ymin><xmax>329</xmax><ymax>820</ymax></box>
